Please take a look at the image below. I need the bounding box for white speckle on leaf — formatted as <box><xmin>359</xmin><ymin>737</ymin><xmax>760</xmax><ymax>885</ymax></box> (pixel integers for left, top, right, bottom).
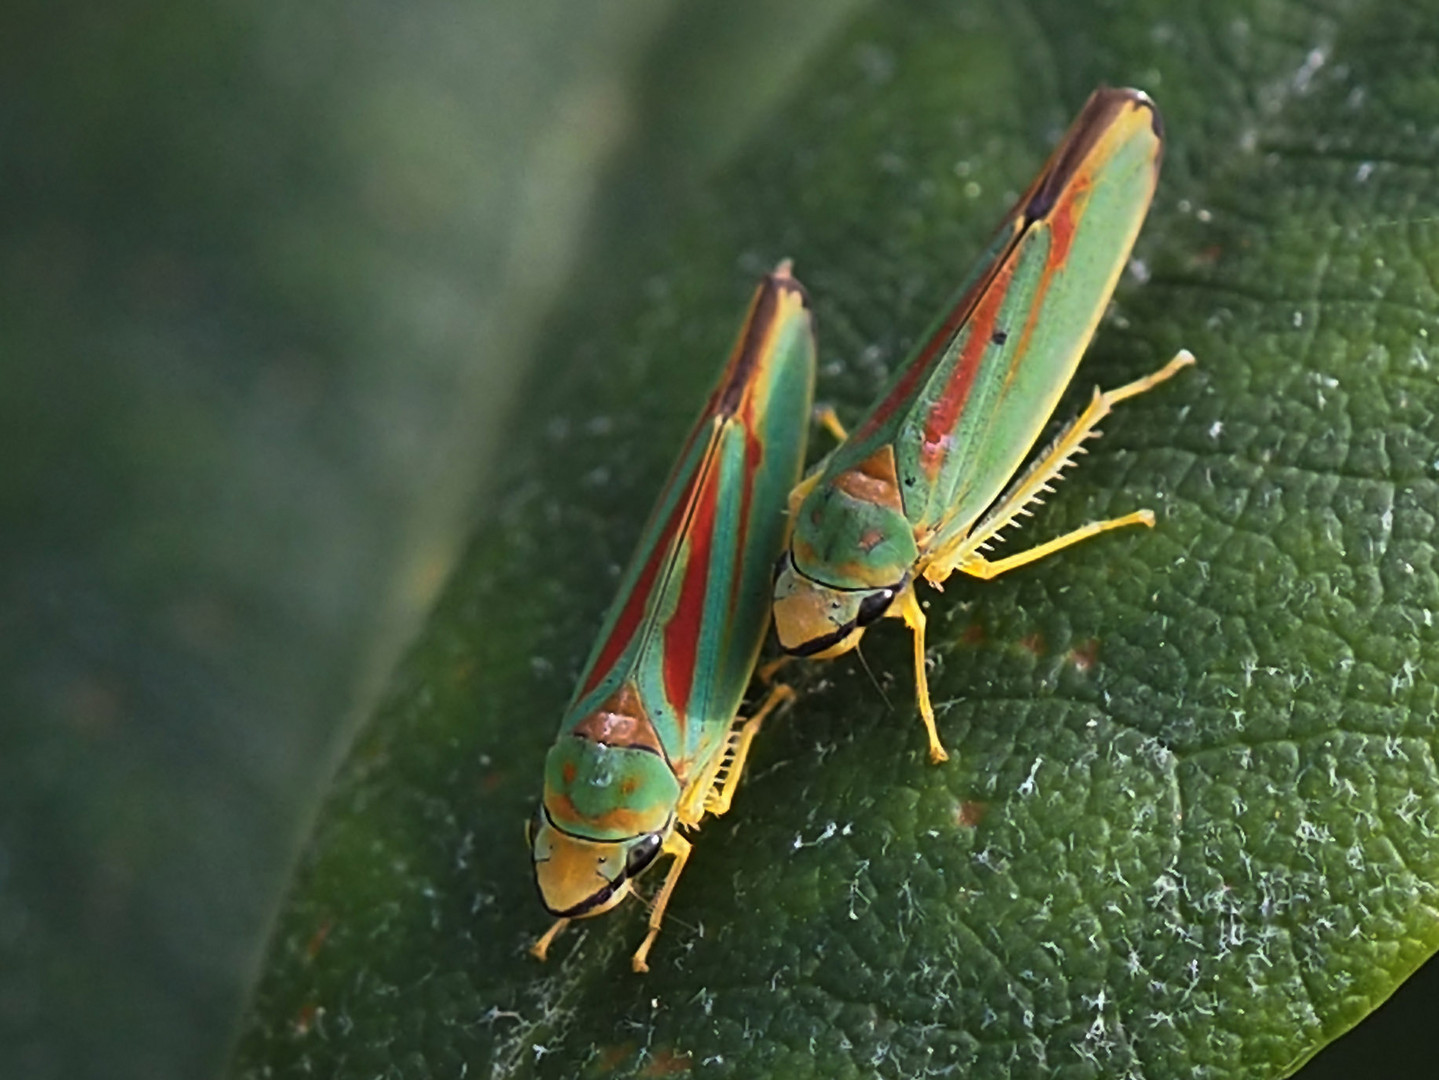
<box><xmin>1293</xmin><ymin>47</ymin><xmax>1327</xmax><ymax>92</ymax></box>
<box><xmin>1018</xmin><ymin>756</ymin><xmax>1043</xmax><ymax>797</ymax></box>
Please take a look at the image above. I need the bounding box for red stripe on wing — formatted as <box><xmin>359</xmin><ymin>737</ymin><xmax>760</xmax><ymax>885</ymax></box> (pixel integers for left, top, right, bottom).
<box><xmin>662</xmin><ymin>455</ymin><xmax>721</xmax><ymax>716</ymax></box>
<box><xmin>850</xmin><ymin>242</ymin><xmax>1018</xmax><ymax>448</ymax></box>
<box><xmin>728</xmin><ymin>420</ymin><xmax>764</xmax><ymax>619</ymax></box>
<box><xmin>576</xmin><ymin>267</ymin><xmax>805</xmax><ymax>705</ymax></box>
<box><xmin>578</xmin><ymin>464</ymin><xmax>697</xmax><ymax>700</ymax></box>
<box><xmin>917</xmin><ymin>259</ymin><xmax>1015</xmax><ymax>482</ymax></box>
<box><xmin>850</xmin><ymin>90</ymin><xmax>1151</xmax><ymax>453</ymax></box>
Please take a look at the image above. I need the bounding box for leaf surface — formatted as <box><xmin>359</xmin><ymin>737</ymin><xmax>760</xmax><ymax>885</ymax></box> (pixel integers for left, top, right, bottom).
<box><xmin>234</xmin><ymin>1</ymin><xmax>1439</xmax><ymax>1076</ymax></box>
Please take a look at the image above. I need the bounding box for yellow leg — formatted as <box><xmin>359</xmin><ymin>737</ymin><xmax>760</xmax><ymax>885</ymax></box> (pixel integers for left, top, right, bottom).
<box><xmin>954</xmin><ymin>510</ymin><xmax>1155</xmax><ymax>579</ymax></box>
<box><xmin>632</xmin><ymin>832</ymin><xmax>692</xmax><ymax>973</ymax></box>
<box><xmin>897</xmin><ymin>588</ymin><xmax>948</xmax><ymax>763</ymax></box>
<box><xmin>531</xmin><ymin>916</ymin><xmax>570</xmax><ymax>962</ymax></box>
<box><xmin>757</xmin><ymin>655</ymin><xmax>792</xmax><ymax>685</ymax></box>
<box><xmin>922</xmin><ymin>350</ymin><xmax>1194</xmax><ymax>585</ymax></box>
<box><xmin>1104</xmin><ymin>349</ymin><xmax>1196</xmax><ymax>406</ymax></box>
<box><xmin>636</xmin><ymin>685</ymin><xmax>793</xmax><ymax>971</ymax></box>
<box><xmin>814</xmin><ymin>405</ymin><xmax>850</xmax><ymax>443</ymax></box>
<box><xmin>704</xmin><ymin>684</ymin><xmax>795</xmax><ymax>816</ymax></box>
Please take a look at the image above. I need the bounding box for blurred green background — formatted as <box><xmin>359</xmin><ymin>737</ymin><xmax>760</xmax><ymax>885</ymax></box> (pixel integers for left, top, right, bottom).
<box><xmin>0</xmin><ymin>2</ymin><xmax>859</xmax><ymax>1076</ymax></box>
<box><xmin>5</xmin><ymin>1</ymin><xmax>1439</xmax><ymax>1078</ymax></box>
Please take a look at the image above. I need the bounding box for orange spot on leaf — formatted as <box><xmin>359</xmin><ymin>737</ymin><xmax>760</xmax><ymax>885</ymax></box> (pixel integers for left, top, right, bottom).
<box><xmin>305</xmin><ymin>919</ymin><xmax>333</xmax><ymax>961</ymax></box>
<box><xmin>639</xmin><ymin>1047</ymin><xmax>693</xmax><ymax>1077</ymax></box>
<box><xmin>589</xmin><ymin>1042</ymin><xmax>637</xmax><ymax>1075</ymax></box>
<box><xmin>955</xmin><ymin>800</ymin><xmax>989</xmax><ymax>828</ymax></box>
<box><xmin>1018</xmin><ymin>632</ymin><xmax>1045</xmax><ymax>657</ymax></box>
<box><xmin>1067</xmin><ymin>638</ymin><xmax>1099</xmax><ymax>673</ymax></box>
<box><xmin>1191</xmin><ymin>244</ymin><xmax>1223</xmax><ymax>268</ymax></box>
<box><xmin>293</xmin><ymin>1001</ymin><xmax>320</xmax><ymax>1036</ymax></box>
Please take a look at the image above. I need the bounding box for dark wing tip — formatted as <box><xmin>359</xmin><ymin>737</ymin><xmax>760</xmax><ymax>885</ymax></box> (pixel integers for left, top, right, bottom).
<box><xmin>1024</xmin><ymin>87</ymin><xmax>1163</xmax><ymax>223</ymax></box>
<box><xmin>1086</xmin><ymin>86</ymin><xmax>1162</xmax><ymax>135</ymax></box>
<box><xmin>767</xmin><ymin>258</ymin><xmax>812</xmax><ymax>311</ymax></box>
<box><xmin>1124</xmin><ymin>87</ymin><xmax>1164</xmax><ymax>142</ymax></box>
<box><xmin>715</xmin><ymin>261</ymin><xmax>813</xmax><ymax>415</ymax></box>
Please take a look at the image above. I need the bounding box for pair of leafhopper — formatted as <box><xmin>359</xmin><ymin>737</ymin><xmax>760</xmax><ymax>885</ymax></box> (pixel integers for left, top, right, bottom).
<box><xmin>527</xmin><ymin>88</ymin><xmax>1195</xmax><ymax>971</ymax></box>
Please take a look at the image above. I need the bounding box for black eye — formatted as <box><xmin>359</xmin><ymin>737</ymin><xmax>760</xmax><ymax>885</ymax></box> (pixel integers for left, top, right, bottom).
<box><xmin>855</xmin><ymin>588</ymin><xmax>895</xmax><ymax>628</ymax></box>
<box><xmin>625</xmin><ymin>833</ymin><xmax>663</xmax><ymax>878</ymax></box>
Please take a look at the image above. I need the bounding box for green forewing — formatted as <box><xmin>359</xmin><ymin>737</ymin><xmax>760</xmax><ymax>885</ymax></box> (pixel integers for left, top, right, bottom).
<box><xmin>816</xmin><ymin>90</ymin><xmax>1162</xmax><ymax>552</ymax></box>
<box><xmin>559</xmin><ymin>270</ymin><xmax>815</xmax><ymax>766</ymax></box>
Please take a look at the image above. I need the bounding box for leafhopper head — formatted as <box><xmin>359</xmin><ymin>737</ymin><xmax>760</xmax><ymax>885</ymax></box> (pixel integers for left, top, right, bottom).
<box><xmin>529</xmin><ymin>808</ymin><xmax>666</xmax><ymax>919</ymax></box>
<box><xmin>772</xmin><ymin>547</ymin><xmax>903</xmax><ymax>660</ymax></box>
<box><xmin>530</xmin><ymin>737</ymin><xmax>679</xmax><ymax>917</ymax></box>
<box><xmin>773</xmin><ymin>440</ymin><xmax>914</xmax><ymax>659</ymax></box>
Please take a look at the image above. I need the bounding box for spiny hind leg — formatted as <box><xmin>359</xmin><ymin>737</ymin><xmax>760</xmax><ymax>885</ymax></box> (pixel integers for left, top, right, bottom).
<box><xmin>923</xmin><ymin>350</ymin><xmax>1194</xmax><ymax>585</ymax></box>
<box><xmin>948</xmin><ymin>510</ymin><xmax>1158</xmax><ymax>581</ymax></box>
<box><xmin>896</xmin><ymin>588</ymin><xmax>948</xmax><ymax>764</ymax></box>
<box><xmin>703</xmin><ymin>683</ymin><xmax>796</xmax><ymax>817</ymax></box>
<box><xmin>632</xmin><ymin>832</ymin><xmax>692</xmax><ymax>973</ymax></box>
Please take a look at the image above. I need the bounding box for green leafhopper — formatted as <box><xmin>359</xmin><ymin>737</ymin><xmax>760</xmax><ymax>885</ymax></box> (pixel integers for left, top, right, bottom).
<box><xmin>772</xmin><ymin>88</ymin><xmax>1194</xmax><ymax>762</ymax></box>
<box><xmin>529</xmin><ymin>263</ymin><xmax>815</xmax><ymax>971</ymax></box>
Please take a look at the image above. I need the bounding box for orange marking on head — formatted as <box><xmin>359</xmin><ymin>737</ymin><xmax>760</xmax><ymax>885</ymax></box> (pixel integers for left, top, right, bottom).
<box><xmin>561</xmin><ymin>762</ymin><xmax>577</xmax><ymax>785</ymax></box>
<box><xmin>832</xmin><ymin>444</ymin><xmax>905</xmax><ymax>514</ymax></box>
<box><xmin>792</xmin><ymin>534</ymin><xmax>819</xmax><ymax>565</ymax></box>
<box><xmin>548</xmin><ymin>792</ymin><xmax>662</xmax><ymax>836</ymax></box>
<box><xmin>572</xmin><ymin>683</ymin><xmax>665</xmax><ymax>755</ymax></box>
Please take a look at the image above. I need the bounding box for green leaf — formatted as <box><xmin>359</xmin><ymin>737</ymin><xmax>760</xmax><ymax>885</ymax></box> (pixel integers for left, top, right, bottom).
<box><xmin>233</xmin><ymin>0</ymin><xmax>1439</xmax><ymax>1077</ymax></box>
